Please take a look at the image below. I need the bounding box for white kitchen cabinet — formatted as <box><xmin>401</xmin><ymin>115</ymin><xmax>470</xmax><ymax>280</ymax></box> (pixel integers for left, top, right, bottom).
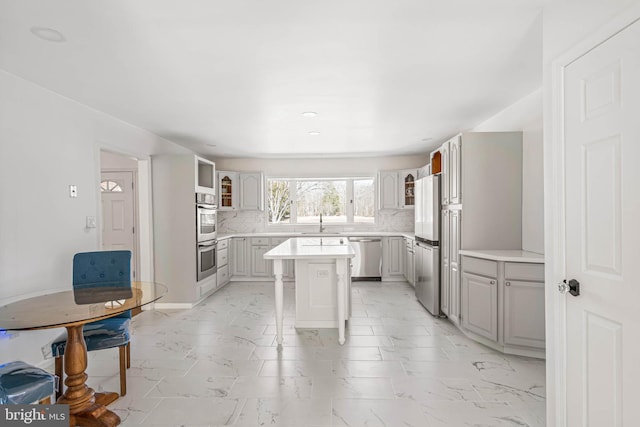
<box><xmin>438</xmin><ymin>134</ymin><xmax>461</xmax><ymax>206</ymax></box>
<box><xmin>217</xmin><ymin>238</ymin><xmax>230</xmax><ymax>287</ymax></box>
<box><xmin>404</xmin><ymin>238</ymin><xmax>415</xmax><ymax>287</ymax></box>
<box><xmin>218</xmin><ymin>171</ymin><xmax>263</xmax><ymax>211</ymax></box>
<box><xmin>378</xmin><ymin>171</ymin><xmax>398</xmax><ymax>210</ymax></box>
<box><xmin>239</xmin><ymin>173</ymin><xmax>264</xmax><ymax>210</ymax></box>
<box><xmin>441</xmin><ymin>208</ymin><xmax>461</xmax><ymax>323</ymax></box>
<box><xmin>448</xmin><ymin>135</ymin><xmax>462</xmax><ymax>205</ymax></box>
<box><xmin>195</xmin><ymin>157</ymin><xmax>216</xmax><ymax>195</ymax></box>
<box><xmin>231</xmin><ymin>237</ymin><xmax>249</xmax><ymax>277</ymax></box>
<box><xmin>440</xmin><ymin>140</ymin><xmax>450</xmax><ymax>205</ymax></box>
<box><xmin>399</xmin><ymin>169</ymin><xmax>418</xmax><ymax>209</ymax></box>
<box><xmin>379</xmin><ymin>169</ymin><xmax>418</xmax><ymax>210</ymax></box>
<box><xmin>461</xmin><ymin>271</ymin><xmax>498</xmax><ymax>341</ymax></box>
<box><xmin>440</xmin><ymin>132</ymin><xmax>522</xmax><ymax>250</ymax></box>
<box><xmin>217</xmin><ymin>171</ymin><xmax>238</xmax><ymax>210</ymax></box>
<box><xmin>382</xmin><ymin>236</ymin><xmax>404</xmax><ymax>279</ymax></box>
<box><xmin>250</xmin><ymin>245</ymin><xmax>270</xmax><ymax>277</ymax></box>
<box><xmin>460</xmin><ymin>254</ymin><xmax>545</xmax><ymax>358</ymax></box>
<box><xmin>440</xmin><ymin>210</ymin><xmax>450</xmax><ymax>316</ymax></box>
<box><xmin>152</xmin><ymin>154</ymin><xmax>217</xmax><ymax>305</ymax></box>
<box><xmin>503</xmin><ymin>262</ymin><xmax>545</xmax><ymax>349</ymax></box>
<box><xmin>448</xmin><ymin>209</ymin><xmax>461</xmax><ymax>324</ymax></box>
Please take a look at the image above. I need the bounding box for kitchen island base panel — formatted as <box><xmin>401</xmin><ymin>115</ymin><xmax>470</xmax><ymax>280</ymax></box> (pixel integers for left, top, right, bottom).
<box><xmin>265</xmin><ymin>238</ymin><xmax>355</xmax><ymax>346</ymax></box>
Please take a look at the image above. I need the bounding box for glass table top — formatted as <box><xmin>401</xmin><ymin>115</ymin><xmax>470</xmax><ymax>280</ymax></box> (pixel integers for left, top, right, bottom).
<box><xmin>0</xmin><ymin>282</ymin><xmax>167</xmax><ymax>331</ymax></box>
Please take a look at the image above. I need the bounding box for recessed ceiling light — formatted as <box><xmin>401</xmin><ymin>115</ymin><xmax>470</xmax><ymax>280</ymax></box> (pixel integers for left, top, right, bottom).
<box><xmin>308</xmin><ymin>131</ymin><xmax>321</xmax><ymax>136</ymax></box>
<box><xmin>302</xmin><ymin>112</ymin><xmax>318</xmax><ymax>117</ymax></box>
<box><xmin>206</xmin><ymin>144</ymin><xmax>217</xmax><ymax>147</ymax></box>
<box><xmin>421</xmin><ymin>137</ymin><xmax>433</xmax><ymax>142</ymax></box>
<box><xmin>30</xmin><ymin>27</ymin><xmax>66</xmax><ymax>43</ymax></box>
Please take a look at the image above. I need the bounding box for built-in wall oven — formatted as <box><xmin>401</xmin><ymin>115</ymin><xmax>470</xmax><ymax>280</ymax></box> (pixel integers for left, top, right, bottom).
<box><xmin>197</xmin><ymin>239</ymin><xmax>217</xmax><ymax>281</ymax></box>
<box><xmin>196</xmin><ymin>192</ymin><xmax>217</xmax><ymax>281</ymax></box>
<box><xmin>196</xmin><ymin>193</ymin><xmax>217</xmax><ymax>242</ymax></box>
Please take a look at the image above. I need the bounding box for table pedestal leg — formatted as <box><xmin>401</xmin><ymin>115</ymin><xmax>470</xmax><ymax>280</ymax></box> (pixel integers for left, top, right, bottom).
<box><xmin>57</xmin><ymin>324</ymin><xmax>121</xmax><ymax>427</ymax></box>
<box><xmin>274</xmin><ymin>260</ymin><xmax>284</xmax><ymax>347</ymax></box>
<box><xmin>336</xmin><ymin>258</ymin><xmax>347</xmax><ymax>345</ymax></box>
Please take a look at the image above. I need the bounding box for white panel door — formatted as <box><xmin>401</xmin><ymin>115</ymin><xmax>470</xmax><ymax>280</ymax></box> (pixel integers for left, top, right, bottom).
<box><xmin>563</xmin><ymin>20</ymin><xmax>640</xmax><ymax>426</ymax></box>
<box><xmin>101</xmin><ymin>171</ymin><xmax>135</xmax><ymax>254</ymax></box>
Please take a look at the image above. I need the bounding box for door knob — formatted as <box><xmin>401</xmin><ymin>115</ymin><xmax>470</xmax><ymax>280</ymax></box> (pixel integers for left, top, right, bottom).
<box><xmin>558</xmin><ymin>279</ymin><xmax>580</xmax><ymax>296</ymax></box>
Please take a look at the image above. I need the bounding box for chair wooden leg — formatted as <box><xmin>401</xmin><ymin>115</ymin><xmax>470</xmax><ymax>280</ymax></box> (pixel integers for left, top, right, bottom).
<box><xmin>126</xmin><ymin>342</ymin><xmax>131</xmax><ymax>369</ymax></box>
<box><xmin>54</xmin><ymin>356</ymin><xmax>63</xmax><ymax>400</ymax></box>
<box><xmin>39</xmin><ymin>396</ymin><xmax>51</xmax><ymax>404</ymax></box>
<box><xmin>119</xmin><ymin>345</ymin><xmax>127</xmax><ymax>396</ymax></box>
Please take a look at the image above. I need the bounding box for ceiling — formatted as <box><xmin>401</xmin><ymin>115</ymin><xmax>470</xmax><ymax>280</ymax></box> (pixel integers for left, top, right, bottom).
<box><xmin>0</xmin><ymin>0</ymin><xmax>543</xmax><ymax>158</ymax></box>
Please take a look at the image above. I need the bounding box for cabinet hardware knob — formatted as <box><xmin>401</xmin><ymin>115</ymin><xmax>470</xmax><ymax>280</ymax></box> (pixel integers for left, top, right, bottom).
<box><xmin>505</xmin><ymin>281</ymin><xmax>510</xmax><ymax>286</ymax></box>
<box><xmin>490</xmin><ymin>280</ymin><xmax>495</xmax><ymax>285</ymax></box>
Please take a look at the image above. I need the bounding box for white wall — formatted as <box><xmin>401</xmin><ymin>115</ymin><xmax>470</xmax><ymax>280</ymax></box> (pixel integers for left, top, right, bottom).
<box><xmin>473</xmin><ymin>88</ymin><xmax>544</xmax><ymax>254</ymax></box>
<box><xmin>100</xmin><ymin>150</ymin><xmax>139</xmax><ymax>170</ymax></box>
<box><xmin>0</xmin><ymin>70</ymin><xmax>190</xmax><ymax>364</ymax></box>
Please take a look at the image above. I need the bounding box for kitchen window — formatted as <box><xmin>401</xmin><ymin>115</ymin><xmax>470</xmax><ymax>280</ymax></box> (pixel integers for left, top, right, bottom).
<box><xmin>267</xmin><ymin>177</ymin><xmax>375</xmax><ymax>225</ymax></box>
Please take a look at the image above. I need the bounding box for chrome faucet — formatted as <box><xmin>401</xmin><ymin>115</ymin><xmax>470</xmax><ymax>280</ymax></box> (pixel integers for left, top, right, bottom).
<box><xmin>319</xmin><ymin>213</ymin><xmax>325</xmax><ymax>233</ymax></box>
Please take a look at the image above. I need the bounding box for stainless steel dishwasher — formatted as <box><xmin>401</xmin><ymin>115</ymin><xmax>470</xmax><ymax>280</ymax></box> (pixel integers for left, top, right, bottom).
<box><xmin>349</xmin><ymin>237</ymin><xmax>382</xmax><ymax>281</ymax></box>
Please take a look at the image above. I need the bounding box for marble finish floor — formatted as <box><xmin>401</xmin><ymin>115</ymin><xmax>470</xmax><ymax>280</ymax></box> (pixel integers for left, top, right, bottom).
<box><xmin>80</xmin><ymin>281</ymin><xmax>546</xmax><ymax>426</ymax></box>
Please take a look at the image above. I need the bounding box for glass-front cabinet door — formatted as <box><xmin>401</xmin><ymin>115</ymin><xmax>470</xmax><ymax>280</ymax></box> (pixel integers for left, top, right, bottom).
<box><xmin>217</xmin><ymin>171</ymin><xmax>238</xmax><ymax>210</ymax></box>
<box><xmin>399</xmin><ymin>169</ymin><xmax>418</xmax><ymax>209</ymax></box>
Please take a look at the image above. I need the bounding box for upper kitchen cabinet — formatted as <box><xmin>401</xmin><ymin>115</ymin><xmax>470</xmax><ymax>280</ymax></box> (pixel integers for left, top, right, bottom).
<box><xmin>217</xmin><ymin>171</ymin><xmax>238</xmax><ymax>211</ymax></box>
<box><xmin>378</xmin><ymin>169</ymin><xmax>418</xmax><ymax>210</ymax></box>
<box><xmin>378</xmin><ymin>171</ymin><xmax>398</xmax><ymax>210</ymax></box>
<box><xmin>399</xmin><ymin>169</ymin><xmax>418</xmax><ymax>209</ymax></box>
<box><xmin>195</xmin><ymin>156</ymin><xmax>216</xmax><ymax>195</ymax></box>
<box><xmin>432</xmin><ymin>135</ymin><xmax>460</xmax><ymax>206</ymax></box>
<box><xmin>217</xmin><ymin>171</ymin><xmax>264</xmax><ymax>211</ymax></box>
<box><xmin>239</xmin><ymin>172</ymin><xmax>264</xmax><ymax>210</ymax></box>
<box><xmin>448</xmin><ymin>135</ymin><xmax>462</xmax><ymax>205</ymax></box>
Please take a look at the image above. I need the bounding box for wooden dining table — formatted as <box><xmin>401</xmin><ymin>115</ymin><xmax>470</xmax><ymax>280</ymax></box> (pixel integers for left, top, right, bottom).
<box><xmin>0</xmin><ymin>281</ymin><xmax>167</xmax><ymax>427</ymax></box>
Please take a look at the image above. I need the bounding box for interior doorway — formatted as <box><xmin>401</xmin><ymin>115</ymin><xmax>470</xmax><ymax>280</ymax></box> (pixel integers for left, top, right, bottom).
<box><xmin>100</xmin><ymin>150</ymin><xmax>142</xmax><ymax>315</ymax></box>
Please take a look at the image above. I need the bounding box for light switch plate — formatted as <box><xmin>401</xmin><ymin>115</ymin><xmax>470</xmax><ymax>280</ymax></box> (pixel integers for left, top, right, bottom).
<box><xmin>86</xmin><ymin>216</ymin><xmax>96</xmax><ymax>228</ymax></box>
<box><xmin>69</xmin><ymin>185</ymin><xmax>78</xmax><ymax>198</ymax></box>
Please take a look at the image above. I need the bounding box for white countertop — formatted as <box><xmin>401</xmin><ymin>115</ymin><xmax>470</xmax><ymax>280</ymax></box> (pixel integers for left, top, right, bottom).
<box><xmin>264</xmin><ymin>237</ymin><xmax>355</xmax><ymax>260</ymax></box>
<box><xmin>459</xmin><ymin>249</ymin><xmax>545</xmax><ymax>263</ymax></box>
<box><xmin>218</xmin><ymin>231</ymin><xmax>415</xmax><ymax>240</ymax></box>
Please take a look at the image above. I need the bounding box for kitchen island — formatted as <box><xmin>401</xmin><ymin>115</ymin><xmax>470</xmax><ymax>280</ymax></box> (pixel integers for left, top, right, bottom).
<box><xmin>264</xmin><ymin>237</ymin><xmax>355</xmax><ymax>345</ymax></box>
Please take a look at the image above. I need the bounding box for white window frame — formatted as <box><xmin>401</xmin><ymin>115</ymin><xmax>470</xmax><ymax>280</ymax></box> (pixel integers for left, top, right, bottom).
<box><xmin>265</xmin><ymin>176</ymin><xmax>377</xmax><ymax>227</ymax></box>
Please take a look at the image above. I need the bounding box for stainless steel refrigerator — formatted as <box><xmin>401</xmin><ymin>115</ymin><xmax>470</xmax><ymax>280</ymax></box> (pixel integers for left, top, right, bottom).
<box><xmin>414</xmin><ymin>175</ymin><xmax>441</xmax><ymax>316</ymax></box>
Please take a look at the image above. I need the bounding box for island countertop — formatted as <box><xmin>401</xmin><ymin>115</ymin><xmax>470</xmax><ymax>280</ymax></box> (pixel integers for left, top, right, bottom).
<box><xmin>264</xmin><ymin>237</ymin><xmax>355</xmax><ymax>260</ymax></box>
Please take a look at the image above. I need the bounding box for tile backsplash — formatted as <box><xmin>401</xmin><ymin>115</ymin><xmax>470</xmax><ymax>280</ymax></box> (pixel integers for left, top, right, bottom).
<box><xmin>218</xmin><ymin>209</ymin><xmax>415</xmax><ymax>234</ymax></box>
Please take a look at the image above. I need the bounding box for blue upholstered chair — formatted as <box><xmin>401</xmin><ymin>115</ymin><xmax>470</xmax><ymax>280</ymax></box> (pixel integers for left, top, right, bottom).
<box><xmin>51</xmin><ymin>250</ymin><xmax>132</xmax><ymax>399</ymax></box>
<box><xmin>0</xmin><ymin>361</ymin><xmax>56</xmax><ymax>404</ymax></box>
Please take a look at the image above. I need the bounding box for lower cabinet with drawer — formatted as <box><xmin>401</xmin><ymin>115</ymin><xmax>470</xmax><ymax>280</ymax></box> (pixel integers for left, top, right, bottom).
<box><xmin>229</xmin><ymin>236</ymin><xmax>295</xmax><ymax>282</ymax></box>
<box><xmin>217</xmin><ymin>238</ymin><xmax>231</xmax><ymax>287</ymax></box>
<box><xmin>460</xmin><ymin>254</ymin><xmax>545</xmax><ymax>358</ymax></box>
